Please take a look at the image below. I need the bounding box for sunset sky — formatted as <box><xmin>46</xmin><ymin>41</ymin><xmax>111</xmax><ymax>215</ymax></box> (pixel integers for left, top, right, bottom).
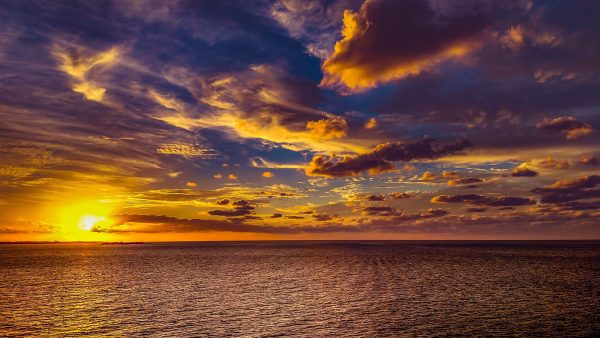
<box><xmin>0</xmin><ymin>0</ymin><xmax>599</xmax><ymax>241</ymax></box>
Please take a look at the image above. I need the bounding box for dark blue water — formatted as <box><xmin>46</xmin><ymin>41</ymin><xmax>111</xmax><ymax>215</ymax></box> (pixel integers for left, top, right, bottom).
<box><xmin>1</xmin><ymin>241</ymin><xmax>599</xmax><ymax>337</ymax></box>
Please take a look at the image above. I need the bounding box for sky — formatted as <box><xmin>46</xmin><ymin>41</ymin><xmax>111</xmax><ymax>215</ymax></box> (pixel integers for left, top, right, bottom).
<box><xmin>0</xmin><ymin>0</ymin><xmax>599</xmax><ymax>241</ymax></box>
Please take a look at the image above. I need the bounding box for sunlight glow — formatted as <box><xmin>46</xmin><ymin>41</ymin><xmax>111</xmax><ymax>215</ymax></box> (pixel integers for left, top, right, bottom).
<box><xmin>78</xmin><ymin>215</ymin><xmax>106</xmax><ymax>231</ymax></box>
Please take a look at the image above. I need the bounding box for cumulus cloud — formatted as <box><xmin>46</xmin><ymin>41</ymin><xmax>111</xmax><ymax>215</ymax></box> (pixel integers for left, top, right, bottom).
<box><xmin>320</xmin><ymin>0</ymin><xmax>488</xmax><ymax>92</ymax></box>
<box><xmin>536</xmin><ymin>116</ymin><xmax>594</xmax><ymax>140</ymax></box>
<box><xmin>306</xmin><ymin>116</ymin><xmax>348</xmax><ymax>139</ymax></box>
<box><xmin>532</xmin><ymin>175</ymin><xmax>600</xmax><ymax>203</ymax></box>
<box><xmin>306</xmin><ymin>137</ymin><xmax>472</xmax><ymax>177</ymax></box>
<box><xmin>511</xmin><ymin>166</ymin><xmax>538</xmax><ymax>177</ymax></box>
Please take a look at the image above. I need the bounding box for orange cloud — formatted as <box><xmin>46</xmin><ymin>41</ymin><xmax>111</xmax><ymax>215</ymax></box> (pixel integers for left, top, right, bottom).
<box><xmin>537</xmin><ymin>116</ymin><xmax>594</xmax><ymax>140</ymax></box>
<box><xmin>363</xmin><ymin>117</ymin><xmax>377</xmax><ymax>129</ymax></box>
<box><xmin>262</xmin><ymin>171</ymin><xmax>274</xmax><ymax>178</ymax></box>
<box><xmin>54</xmin><ymin>45</ymin><xmax>120</xmax><ymax>102</ymax></box>
<box><xmin>306</xmin><ymin>116</ymin><xmax>348</xmax><ymax>139</ymax></box>
<box><xmin>320</xmin><ymin>0</ymin><xmax>487</xmax><ymax>92</ymax></box>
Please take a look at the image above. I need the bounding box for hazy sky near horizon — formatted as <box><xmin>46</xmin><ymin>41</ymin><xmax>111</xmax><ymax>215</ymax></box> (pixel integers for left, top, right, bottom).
<box><xmin>0</xmin><ymin>0</ymin><xmax>599</xmax><ymax>241</ymax></box>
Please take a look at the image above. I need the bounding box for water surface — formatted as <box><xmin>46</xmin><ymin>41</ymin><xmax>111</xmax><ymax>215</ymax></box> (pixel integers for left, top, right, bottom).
<box><xmin>1</xmin><ymin>241</ymin><xmax>599</xmax><ymax>337</ymax></box>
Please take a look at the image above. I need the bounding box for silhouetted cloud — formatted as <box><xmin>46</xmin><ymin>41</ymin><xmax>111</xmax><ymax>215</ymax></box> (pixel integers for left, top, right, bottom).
<box><xmin>431</xmin><ymin>194</ymin><xmax>536</xmax><ymax>207</ymax></box>
<box><xmin>532</xmin><ymin>175</ymin><xmax>600</xmax><ymax>203</ymax></box>
<box><xmin>306</xmin><ymin>138</ymin><xmax>472</xmax><ymax>177</ymax></box>
<box><xmin>511</xmin><ymin>167</ymin><xmax>538</xmax><ymax>177</ymax></box>
<box><xmin>537</xmin><ymin>116</ymin><xmax>594</xmax><ymax>140</ymax></box>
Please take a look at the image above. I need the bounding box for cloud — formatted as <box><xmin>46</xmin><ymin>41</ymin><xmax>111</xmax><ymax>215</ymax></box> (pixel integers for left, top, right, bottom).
<box><xmin>532</xmin><ymin>175</ymin><xmax>600</xmax><ymax>203</ymax></box>
<box><xmin>208</xmin><ymin>200</ymin><xmax>255</xmax><ymax>217</ymax></box>
<box><xmin>363</xmin><ymin>117</ymin><xmax>377</xmax><ymax>129</ymax></box>
<box><xmin>537</xmin><ymin>116</ymin><xmax>594</xmax><ymax>140</ymax></box>
<box><xmin>419</xmin><ymin>171</ymin><xmax>438</xmax><ymax>181</ymax></box>
<box><xmin>466</xmin><ymin>207</ymin><xmax>487</xmax><ymax>213</ymax></box>
<box><xmin>306</xmin><ymin>153</ymin><xmax>392</xmax><ymax>177</ymax></box>
<box><xmin>579</xmin><ymin>155</ymin><xmax>598</xmax><ymax>166</ymax></box>
<box><xmin>389</xmin><ymin>192</ymin><xmax>414</xmax><ymax>200</ymax></box>
<box><xmin>349</xmin><ymin>193</ymin><xmax>386</xmax><ymax>201</ymax></box>
<box><xmin>362</xmin><ymin>206</ymin><xmax>396</xmax><ymax>216</ymax></box>
<box><xmin>153</xmin><ymin>64</ymin><xmax>367</xmax><ymax>153</ymax></box>
<box><xmin>320</xmin><ymin>0</ymin><xmax>488</xmax><ymax>92</ymax></box>
<box><xmin>53</xmin><ymin>45</ymin><xmax>120</xmax><ymax>102</ymax></box>
<box><xmin>306</xmin><ymin>116</ymin><xmax>348</xmax><ymax>139</ymax></box>
<box><xmin>306</xmin><ymin>137</ymin><xmax>472</xmax><ymax>177</ymax></box>
<box><xmin>270</xmin><ymin>0</ymin><xmax>356</xmax><ymax>59</ymax></box>
<box><xmin>536</xmin><ymin>157</ymin><xmax>569</xmax><ymax>170</ymax></box>
<box><xmin>448</xmin><ymin>177</ymin><xmax>483</xmax><ymax>186</ymax></box>
<box><xmin>511</xmin><ymin>166</ymin><xmax>538</xmax><ymax>177</ymax></box>
<box><xmin>216</xmin><ymin>199</ymin><xmax>230</xmax><ymax>205</ymax></box>
<box><xmin>156</xmin><ymin>143</ymin><xmax>217</xmax><ymax>158</ymax></box>
<box><xmin>312</xmin><ymin>213</ymin><xmax>335</xmax><ymax>221</ymax></box>
<box><xmin>431</xmin><ymin>194</ymin><xmax>536</xmax><ymax>207</ymax></box>
<box><xmin>262</xmin><ymin>171</ymin><xmax>274</xmax><ymax>178</ymax></box>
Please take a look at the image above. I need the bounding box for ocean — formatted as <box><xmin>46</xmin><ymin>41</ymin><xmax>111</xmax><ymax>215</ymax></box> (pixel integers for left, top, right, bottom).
<box><xmin>1</xmin><ymin>241</ymin><xmax>599</xmax><ymax>337</ymax></box>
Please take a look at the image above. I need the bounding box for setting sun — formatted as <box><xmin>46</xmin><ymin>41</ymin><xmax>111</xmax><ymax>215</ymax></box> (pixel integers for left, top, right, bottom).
<box><xmin>78</xmin><ymin>215</ymin><xmax>105</xmax><ymax>231</ymax></box>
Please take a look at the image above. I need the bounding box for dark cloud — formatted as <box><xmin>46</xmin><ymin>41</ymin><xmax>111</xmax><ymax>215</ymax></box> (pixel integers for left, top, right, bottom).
<box><xmin>537</xmin><ymin>116</ymin><xmax>594</xmax><ymax>140</ymax></box>
<box><xmin>389</xmin><ymin>192</ymin><xmax>414</xmax><ymax>199</ymax></box>
<box><xmin>271</xmin><ymin>213</ymin><xmax>283</xmax><ymax>218</ymax></box>
<box><xmin>306</xmin><ymin>138</ymin><xmax>472</xmax><ymax>177</ymax></box>
<box><xmin>511</xmin><ymin>167</ymin><xmax>538</xmax><ymax>177</ymax></box>
<box><xmin>216</xmin><ymin>199</ymin><xmax>230</xmax><ymax>205</ymax></box>
<box><xmin>532</xmin><ymin>175</ymin><xmax>600</xmax><ymax>203</ymax></box>
<box><xmin>431</xmin><ymin>194</ymin><xmax>536</xmax><ymax>207</ymax></box>
<box><xmin>537</xmin><ymin>157</ymin><xmax>569</xmax><ymax>170</ymax></box>
<box><xmin>362</xmin><ymin>206</ymin><xmax>396</xmax><ymax>216</ymax></box>
<box><xmin>351</xmin><ymin>193</ymin><xmax>386</xmax><ymax>201</ymax></box>
<box><xmin>208</xmin><ymin>209</ymin><xmax>253</xmax><ymax>217</ymax></box>
<box><xmin>208</xmin><ymin>200</ymin><xmax>255</xmax><ymax>216</ymax></box>
<box><xmin>312</xmin><ymin>213</ymin><xmax>335</xmax><ymax>221</ymax></box>
<box><xmin>579</xmin><ymin>155</ymin><xmax>598</xmax><ymax>166</ymax></box>
<box><xmin>372</xmin><ymin>138</ymin><xmax>473</xmax><ymax>162</ymax></box>
<box><xmin>321</xmin><ymin>0</ymin><xmax>489</xmax><ymax>91</ymax></box>
<box><xmin>466</xmin><ymin>207</ymin><xmax>487</xmax><ymax>213</ymax></box>
<box><xmin>448</xmin><ymin>177</ymin><xmax>483</xmax><ymax>186</ymax></box>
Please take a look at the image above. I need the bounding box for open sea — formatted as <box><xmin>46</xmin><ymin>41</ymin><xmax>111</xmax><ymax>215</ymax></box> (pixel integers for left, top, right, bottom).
<box><xmin>1</xmin><ymin>241</ymin><xmax>599</xmax><ymax>337</ymax></box>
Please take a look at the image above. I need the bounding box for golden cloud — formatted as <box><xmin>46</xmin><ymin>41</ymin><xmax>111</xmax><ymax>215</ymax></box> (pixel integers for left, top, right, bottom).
<box><xmin>306</xmin><ymin>116</ymin><xmax>348</xmax><ymax>139</ymax></box>
<box><xmin>54</xmin><ymin>45</ymin><xmax>120</xmax><ymax>102</ymax></box>
<box><xmin>320</xmin><ymin>0</ymin><xmax>487</xmax><ymax>92</ymax></box>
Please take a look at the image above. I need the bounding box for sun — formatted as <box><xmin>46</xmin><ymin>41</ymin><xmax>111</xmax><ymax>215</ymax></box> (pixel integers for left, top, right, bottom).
<box><xmin>78</xmin><ymin>215</ymin><xmax>106</xmax><ymax>231</ymax></box>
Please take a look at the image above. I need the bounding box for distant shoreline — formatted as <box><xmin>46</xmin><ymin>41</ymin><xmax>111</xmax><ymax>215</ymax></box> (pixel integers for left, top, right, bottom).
<box><xmin>0</xmin><ymin>241</ymin><xmax>145</xmax><ymax>245</ymax></box>
<box><xmin>1</xmin><ymin>240</ymin><xmax>599</xmax><ymax>245</ymax></box>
